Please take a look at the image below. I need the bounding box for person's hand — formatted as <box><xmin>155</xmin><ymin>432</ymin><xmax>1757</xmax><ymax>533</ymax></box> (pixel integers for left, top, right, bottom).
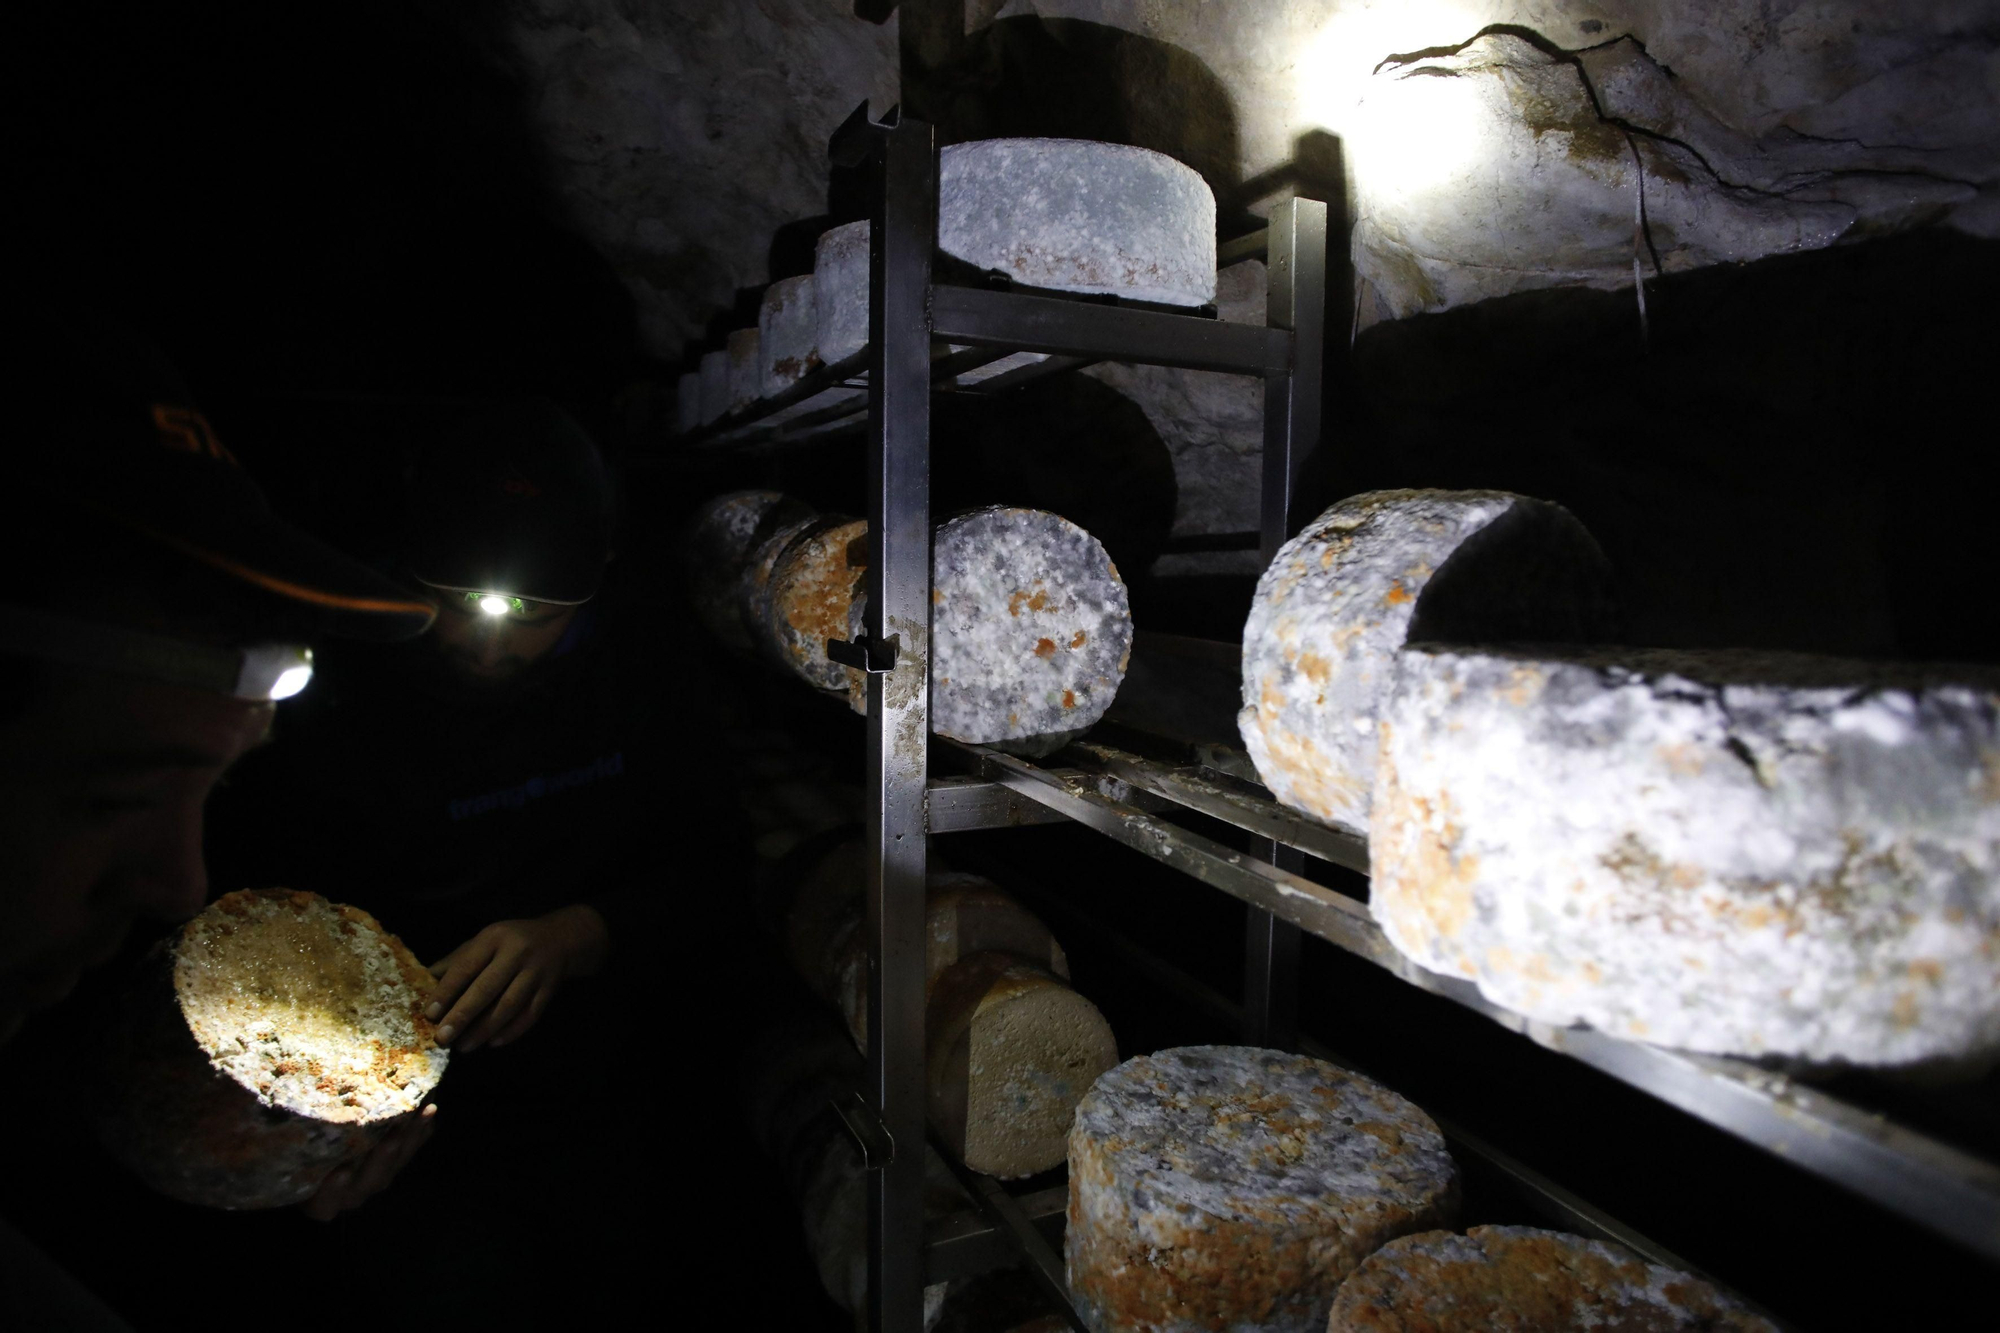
<box><xmin>425</xmin><ymin>904</ymin><xmax>609</xmax><ymax>1053</ymax></box>
<box><xmin>301</xmin><ymin>1102</ymin><xmax>438</xmax><ymax>1222</ymax></box>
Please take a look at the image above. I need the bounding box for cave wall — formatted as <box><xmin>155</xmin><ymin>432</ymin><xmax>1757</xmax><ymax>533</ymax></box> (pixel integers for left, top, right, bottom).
<box><xmin>505</xmin><ymin>1</ymin><xmax>1999</xmax><ymax>653</ymax></box>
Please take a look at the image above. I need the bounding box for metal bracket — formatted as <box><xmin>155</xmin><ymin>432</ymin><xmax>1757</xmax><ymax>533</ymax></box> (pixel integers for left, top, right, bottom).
<box><xmin>828</xmin><ymin>632</ymin><xmax>900</xmax><ymax>674</ymax></box>
<box><xmin>829</xmin><ymin>99</ymin><xmax>901</xmax><ymax>167</ymax></box>
<box><xmin>830</xmin><ymin>1089</ymin><xmax>897</xmax><ymax>1169</ymax></box>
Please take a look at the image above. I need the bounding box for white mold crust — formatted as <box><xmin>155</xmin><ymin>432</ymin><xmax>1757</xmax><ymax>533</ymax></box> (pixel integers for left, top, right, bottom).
<box><xmin>940</xmin><ymin>139</ymin><xmax>1217</xmax><ymax>307</ymax></box>
<box><xmin>928</xmin><ymin>506</ymin><xmax>1131</xmax><ymax>745</ymax></box>
<box><xmin>1373</xmin><ymin>646</ymin><xmax>2000</xmax><ymax>1065</ymax></box>
<box><xmin>760</xmin><ymin>275</ymin><xmax>820</xmax><ymax>397</ymax></box>
<box><xmin>1327</xmin><ymin>1226</ymin><xmax>1776</xmax><ymax>1331</ymax></box>
<box><xmin>1066</xmin><ymin>1045</ymin><xmax>1457</xmax><ymax>1333</ymax></box>
<box><xmin>174</xmin><ymin>890</ymin><xmax>446</xmax><ymax>1124</ymax></box>
<box><xmin>1239</xmin><ymin>489</ymin><xmax>1615</xmax><ymax>835</ymax></box>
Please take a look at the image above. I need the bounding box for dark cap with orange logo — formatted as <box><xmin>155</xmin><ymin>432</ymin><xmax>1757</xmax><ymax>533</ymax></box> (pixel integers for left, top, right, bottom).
<box><xmin>402</xmin><ymin>399</ymin><xmax>613</xmax><ymax>607</ymax></box>
<box><xmin>23</xmin><ymin>316</ymin><xmax>436</xmax><ymax>641</ymax></box>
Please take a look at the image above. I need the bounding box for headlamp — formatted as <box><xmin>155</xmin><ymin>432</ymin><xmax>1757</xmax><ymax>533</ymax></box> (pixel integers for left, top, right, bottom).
<box><xmin>0</xmin><ymin>605</ymin><xmax>314</xmax><ymax>703</ymax></box>
<box><xmin>466</xmin><ymin>592</ymin><xmax>526</xmax><ymax>617</ymax></box>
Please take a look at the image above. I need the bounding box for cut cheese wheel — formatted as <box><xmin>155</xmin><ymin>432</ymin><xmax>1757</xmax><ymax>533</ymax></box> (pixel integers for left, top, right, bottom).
<box><xmin>760</xmin><ymin>274</ymin><xmax>820</xmax><ymax>397</ymax></box>
<box><xmin>674</xmin><ymin>371</ymin><xmax>700</xmax><ymax>436</ymax></box>
<box><xmin>927</xmin><ymin>952</ymin><xmax>1118</xmax><ymax>1179</ymax></box>
<box><xmin>98</xmin><ymin>890</ymin><xmax>447</xmax><ymax>1210</ymax></box>
<box><xmin>1239</xmin><ymin>489</ymin><xmax>1616</xmax><ymax>835</ymax></box>
<box><xmin>1374</xmin><ymin>645</ymin><xmax>2000</xmax><ymax>1065</ymax></box>
<box><xmin>698</xmin><ymin>348</ymin><xmax>730</xmax><ymax>424</ymax></box>
<box><xmin>829</xmin><ymin>873</ymin><xmax>1071</xmax><ymax>1047</ymax></box>
<box><xmin>764</xmin><ymin>516</ymin><xmax>869</xmax><ymax>693</ymax></box>
<box><xmin>1066</xmin><ymin>1045</ymin><xmax>1457</xmax><ymax>1333</ymax></box>
<box><xmin>814</xmin><ymin>220</ymin><xmax>870</xmax><ymax>367</ymax></box>
<box><xmin>939</xmin><ymin>139</ymin><xmax>1216</xmax><ymax>307</ymax></box>
<box><xmin>683</xmin><ymin>490</ymin><xmax>814</xmax><ymax>655</ymax></box>
<box><xmin>1326</xmin><ymin>1226</ymin><xmax>1776</xmax><ymax>1331</ymax></box>
<box><xmin>926</xmin><ymin>506</ymin><xmax>1132</xmax><ymax>745</ymax></box>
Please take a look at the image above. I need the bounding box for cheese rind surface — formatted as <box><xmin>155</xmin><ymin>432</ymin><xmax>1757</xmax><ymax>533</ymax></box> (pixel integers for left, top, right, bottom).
<box><xmin>1373</xmin><ymin>646</ymin><xmax>2000</xmax><ymax>1064</ymax></box>
<box><xmin>928</xmin><ymin>506</ymin><xmax>1132</xmax><ymax>745</ymax></box>
<box><xmin>939</xmin><ymin>139</ymin><xmax>1217</xmax><ymax>307</ymax></box>
<box><xmin>101</xmin><ymin>890</ymin><xmax>445</xmax><ymax>1209</ymax></box>
<box><xmin>683</xmin><ymin>490</ymin><xmax>813</xmax><ymax>654</ymax></box>
<box><xmin>760</xmin><ymin>274</ymin><xmax>820</xmax><ymax>398</ymax></box>
<box><xmin>1239</xmin><ymin>489</ymin><xmax>1615</xmax><ymax>835</ymax></box>
<box><xmin>764</xmin><ymin>517</ymin><xmax>868</xmax><ymax>693</ymax></box>
<box><xmin>1066</xmin><ymin>1045</ymin><xmax>1457</xmax><ymax>1333</ymax></box>
<box><xmin>814</xmin><ymin>220</ymin><xmax>870</xmax><ymax>367</ymax></box>
<box><xmin>1326</xmin><ymin>1226</ymin><xmax>1776</xmax><ymax>1331</ymax></box>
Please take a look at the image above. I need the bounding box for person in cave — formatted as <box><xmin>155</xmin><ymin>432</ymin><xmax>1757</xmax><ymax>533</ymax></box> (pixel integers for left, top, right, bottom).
<box><xmin>205</xmin><ymin>398</ymin><xmax>706</xmax><ymax>1301</ymax></box>
<box><xmin>214</xmin><ymin>399</ymin><xmax>656</xmax><ymax>1042</ymax></box>
<box><xmin>0</xmin><ymin>320</ymin><xmax>440</xmax><ymax>1321</ymax></box>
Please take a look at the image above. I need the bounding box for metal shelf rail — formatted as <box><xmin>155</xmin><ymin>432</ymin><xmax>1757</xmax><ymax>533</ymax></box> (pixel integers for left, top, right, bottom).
<box><xmin>793</xmin><ymin>101</ymin><xmax>1331</xmax><ymax>1331</ymax></box>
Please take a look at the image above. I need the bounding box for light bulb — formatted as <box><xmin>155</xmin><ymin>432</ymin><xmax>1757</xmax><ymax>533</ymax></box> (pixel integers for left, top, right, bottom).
<box><xmin>477</xmin><ymin>594</ymin><xmax>512</xmax><ymax>617</ymax></box>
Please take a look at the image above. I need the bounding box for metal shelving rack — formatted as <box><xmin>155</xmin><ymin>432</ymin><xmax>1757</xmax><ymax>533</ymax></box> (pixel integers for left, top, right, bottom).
<box><xmin>686</xmin><ymin>104</ymin><xmax>2000</xmax><ymax>1331</ymax></box>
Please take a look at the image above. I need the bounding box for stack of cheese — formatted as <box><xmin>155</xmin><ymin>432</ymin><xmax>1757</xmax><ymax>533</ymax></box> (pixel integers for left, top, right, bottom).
<box><xmin>1239</xmin><ymin>488</ymin><xmax>2000</xmax><ymax>1068</ymax></box>
<box><xmin>1066</xmin><ymin>1046</ymin><xmax>1459</xmax><ymax>1332</ymax></box>
<box><xmin>785</xmin><ymin>839</ymin><xmax>1117</xmax><ymax>1179</ymax></box>
<box><xmin>675</xmin><ymin>137</ymin><xmax>1217</xmax><ymax>435</ymax></box>
<box><xmin>1327</xmin><ymin>1226</ymin><xmax>1776</xmax><ymax>1330</ymax></box>
<box><xmin>745</xmin><ymin>1010</ymin><xmax>958</xmax><ymax>1332</ymax></box>
<box><xmin>684</xmin><ymin>490</ymin><xmax>1133</xmax><ymax>749</ymax></box>
<box><xmin>98</xmin><ymin>889</ymin><xmax>447</xmax><ymax>1209</ymax></box>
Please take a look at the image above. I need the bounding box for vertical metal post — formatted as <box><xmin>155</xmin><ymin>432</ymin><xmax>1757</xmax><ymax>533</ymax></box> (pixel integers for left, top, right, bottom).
<box><xmin>1245</xmin><ymin>197</ymin><xmax>1328</xmax><ymax>1052</ymax></box>
<box><xmin>863</xmin><ymin>110</ymin><xmax>936</xmax><ymax>1333</ymax></box>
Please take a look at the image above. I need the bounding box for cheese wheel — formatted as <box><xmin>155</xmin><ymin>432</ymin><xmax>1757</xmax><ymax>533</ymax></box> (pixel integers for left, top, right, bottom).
<box><xmin>726</xmin><ymin>327</ymin><xmax>761</xmax><ymax>416</ymax></box>
<box><xmin>764</xmin><ymin>516</ymin><xmax>869</xmax><ymax>693</ymax></box>
<box><xmin>1240</xmin><ymin>489</ymin><xmax>1616</xmax><ymax>835</ymax></box>
<box><xmin>1066</xmin><ymin>1046</ymin><xmax>1457</xmax><ymax>1333</ymax></box>
<box><xmin>683</xmin><ymin>490</ymin><xmax>814</xmax><ymax>655</ymax></box>
<box><xmin>1326</xmin><ymin>1226</ymin><xmax>1776</xmax><ymax>1331</ymax></box>
<box><xmin>698</xmin><ymin>348</ymin><xmax>730</xmax><ymax>424</ymax></box>
<box><xmin>927</xmin><ymin>952</ymin><xmax>1118</xmax><ymax>1180</ymax></box>
<box><xmin>814</xmin><ymin>220</ymin><xmax>871</xmax><ymax>367</ymax></box>
<box><xmin>760</xmin><ymin>274</ymin><xmax>820</xmax><ymax>398</ymax></box>
<box><xmin>98</xmin><ymin>890</ymin><xmax>446</xmax><ymax>1210</ymax></box>
<box><xmin>798</xmin><ymin>1131</ymin><xmax>958</xmax><ymax>1329</ymax></box>
<box><xmin>1374</xmin><ymin>646</ymin><xmax>2000</xmax><ymax>1065</ymax></box>
<box><xmin>829</xmin><ymin>874</ymin><xmax>1072</xmax><ymax>1047</ymax></box>
<box><xmin>674</xmin><ymin>371</ymin><xmax>701</xmax><ymax>436</ymax></box>
<box><xmin>939</xmin><ymin>139</ymin><xmax>1216</xmax><ymax>307</ymax></box>
<box><xmin>926</xmin><ymin>506</ymin><xmax>1133</xmax><ymax>745</ymax></box>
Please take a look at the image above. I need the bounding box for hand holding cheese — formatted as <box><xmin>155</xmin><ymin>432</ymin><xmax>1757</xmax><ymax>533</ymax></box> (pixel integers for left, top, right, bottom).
<box><xmin>426</xmin><ymin>903</ymin><xmax>609</xmax><ymax>1051</ymax></box>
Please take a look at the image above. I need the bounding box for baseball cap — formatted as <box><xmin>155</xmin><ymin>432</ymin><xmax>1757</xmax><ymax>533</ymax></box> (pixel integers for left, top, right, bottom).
<box><xmin>21</xmin><ymin>315</ymin><xmax>437</xmax><ymax>642</ymax></box>
<box><xmin>402</xmin><ymin>399</ymin><xmax>613</xmax><ymax>606</ymax></box>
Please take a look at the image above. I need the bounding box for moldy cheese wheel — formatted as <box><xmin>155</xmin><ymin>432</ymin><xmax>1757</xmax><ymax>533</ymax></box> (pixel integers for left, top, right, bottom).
<box><xmin>98</xmin><ymin>889</ymin><xmax>446</xmax><ymax>1210</ymax></box>
<box><xmin>1239</xmin><ymin>489</ymin><xmax>1615</xmax><ymax>834</ymax></box>
<box><xmin>1373</xmin><ymin>645</ymin><xmax>2000</xmax><ymax>1065</ymax></box>
<box><xmin>1066</xmin><ymin>1046</ymin><xmax>1457</xmax><ymax>1333</ymax></box>
<box><xmin>1326</xmin><ymin>1226</ymin><xmax>1776</xmax><ymax>1331</ymax></box>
